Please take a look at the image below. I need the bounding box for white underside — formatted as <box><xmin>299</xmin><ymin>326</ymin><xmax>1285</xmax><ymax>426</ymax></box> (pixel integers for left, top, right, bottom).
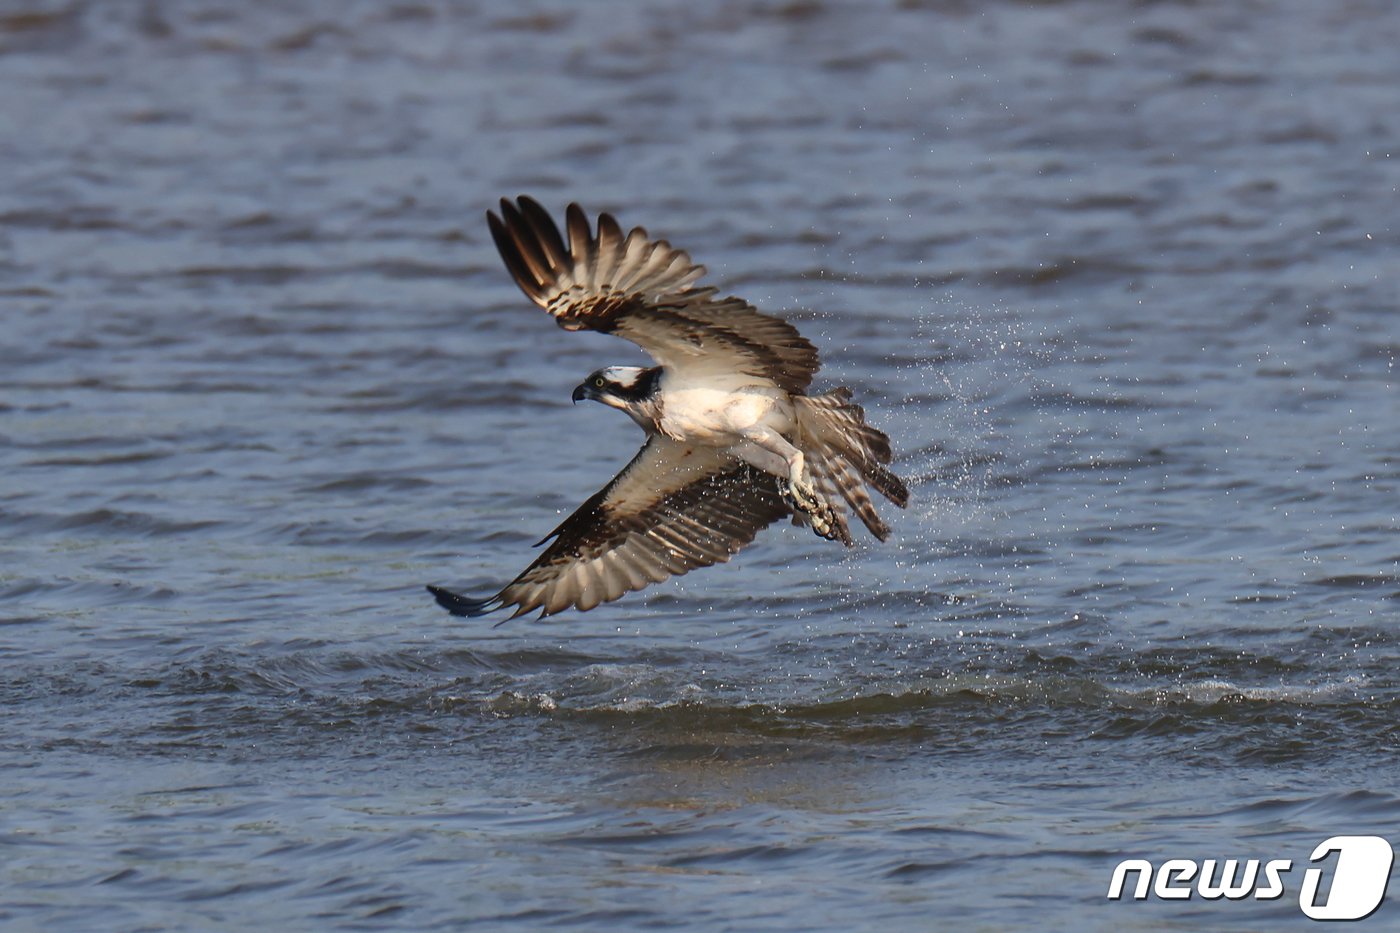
<box><xmin>656</xmin><ymin>373</ymin><xmax>805</xmax><ymax>485</ymax></box>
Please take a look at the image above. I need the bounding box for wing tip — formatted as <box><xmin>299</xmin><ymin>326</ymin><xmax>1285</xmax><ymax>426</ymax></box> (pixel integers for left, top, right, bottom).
<box><xmin>426</xmin><ymin>584</ymin><xmax>502</xmax><ymax>618</ymax></box>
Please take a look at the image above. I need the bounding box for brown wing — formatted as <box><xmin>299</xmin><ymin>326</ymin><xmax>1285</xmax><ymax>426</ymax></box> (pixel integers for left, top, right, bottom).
<box><xmin>486</xmin><ymin>196</ymin><xmax>820</xmax><ymax>394</ymax></box>
<box><xmin>428</xmin><ymin>436</ymin><xmax>792</xmax><ymax>619</ymax></box>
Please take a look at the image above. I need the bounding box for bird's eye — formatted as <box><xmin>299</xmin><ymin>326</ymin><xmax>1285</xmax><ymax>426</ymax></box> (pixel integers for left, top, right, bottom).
<box><xmin>594</xmin><ymin>376</ymin><xmax>606</xmax><ymax>388</ymax></box>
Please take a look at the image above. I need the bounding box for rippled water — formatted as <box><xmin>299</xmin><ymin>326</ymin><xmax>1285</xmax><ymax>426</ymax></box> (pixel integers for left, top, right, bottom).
<box><xmin>3</xmin><ymin>1</ymin><xmax>1399</xmax><ymax>929</ymax></box>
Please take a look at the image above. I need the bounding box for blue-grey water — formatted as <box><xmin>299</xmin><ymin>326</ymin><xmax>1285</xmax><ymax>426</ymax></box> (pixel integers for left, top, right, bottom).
<box><xmin>3</xmin><ymin>1</ymin><xmax>1399</xmax><ymax>930</ymax></box>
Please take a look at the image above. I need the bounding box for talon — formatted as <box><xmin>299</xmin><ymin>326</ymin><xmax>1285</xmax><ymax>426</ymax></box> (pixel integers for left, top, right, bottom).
<box><xmin>788</xmin><ymin>477</ymin><xmax>821</xmax><ymax>511</ymax></box>
<box><xmin>779</xmin><ymin>476</ymin><xmax>839</xmax><ymax>541</ymax></box>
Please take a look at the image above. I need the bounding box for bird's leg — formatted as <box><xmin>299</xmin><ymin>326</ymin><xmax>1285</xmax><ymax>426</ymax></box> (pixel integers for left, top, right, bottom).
<box><xmin>735</xmin><ymin>427</ymin><xmax>808</xmax><ymax>486</ymax></box>
<box><xmin>736</xmin><ymin>429</ymin><xmax>837</xmax><ymax>537</ymax></box>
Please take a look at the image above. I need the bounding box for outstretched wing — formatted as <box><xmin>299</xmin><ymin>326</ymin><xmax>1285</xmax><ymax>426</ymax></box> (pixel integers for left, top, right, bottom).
<box><xmin>429</xmin><ymin>436</ymin><xmax>792</xmax><ymax>619</ymax></box>
<box><xmin>486</xmin><ymin>196</ymin><xmax>820</xmax><ymax>394</ymax></box>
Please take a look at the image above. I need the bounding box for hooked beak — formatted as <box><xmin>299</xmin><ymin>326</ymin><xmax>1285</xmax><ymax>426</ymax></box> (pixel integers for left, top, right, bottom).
<box><xmin>571</xmin><ymin>383</ymin><xmax>591</xmax><ymax>404</ymax></box>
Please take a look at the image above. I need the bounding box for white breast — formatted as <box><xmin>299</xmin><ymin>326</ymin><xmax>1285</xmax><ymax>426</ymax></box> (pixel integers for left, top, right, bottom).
<box><xmin>658</xmin><ymin>371</ymin><xmax>794</xmax><ymax>445</ymax></box>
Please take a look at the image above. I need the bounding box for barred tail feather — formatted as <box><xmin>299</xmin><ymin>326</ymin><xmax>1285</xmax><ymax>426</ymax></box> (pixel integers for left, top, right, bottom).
<box><xmin>864</xmin><ymin>459</ymin><xmax>910</xmax><ymax>509</ymax></box>
<box><xmin>795</xmin><ymin>390</ymin><xmax>909</xmax><ymax>541</ymax></box>
<box><xmin>825</xmin><ymin>451</ymin><xmax>891</xmax><ymax>541</ymax></box>
<box><xmin>800</xmin><ymin>450</ymin><xmax>855</xmax><ymax>546</ymax></box>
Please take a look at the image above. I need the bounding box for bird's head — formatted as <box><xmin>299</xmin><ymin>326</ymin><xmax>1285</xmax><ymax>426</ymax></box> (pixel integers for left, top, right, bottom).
<box><xmin>572</xmin><ymin>366</ymin><xmax>661</xmax><ymax>419</ymax></box>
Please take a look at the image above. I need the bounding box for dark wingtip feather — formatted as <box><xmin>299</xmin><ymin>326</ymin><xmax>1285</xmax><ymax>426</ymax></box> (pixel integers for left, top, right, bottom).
<box><xmin>596</xmin><ymin>211</ymin><xmax>623</xmax><ymax>240</ymax></box>
<box><xmin>427</xmin><ymin>584</ymin><xmax>501</xmax><ymax>617</ymax></box>
<box><xmin>564</xmin><ymin>202</ymin><xmax>594</xmax><ymax>269</ymax></box>
<box><xmin>516</xmin><ymin>195</ymin><xmax>569</xmax><ymax>268</ymax></box>
<box><xmin>564</xmin><ymin>202</ymin><xmax>589</xmax><ymax>237</ymax></box>
<box><xmin>487</xmin><ymin>208</ymin><xmax>547</xmax><ymax>306</ymax></box>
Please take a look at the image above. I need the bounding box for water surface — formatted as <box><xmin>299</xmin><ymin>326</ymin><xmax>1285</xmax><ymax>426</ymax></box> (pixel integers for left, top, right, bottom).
<box><xmin>3</xmin><ymin>1</ymin><xmax>1399</xmax><ymax>929</ymax></box>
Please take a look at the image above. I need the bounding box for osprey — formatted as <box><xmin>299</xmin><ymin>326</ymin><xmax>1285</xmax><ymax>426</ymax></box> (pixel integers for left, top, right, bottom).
<box><xmin>428</xmin><ymin>197</ymin><xmax>908</xmax><ymax>619</ymax></box>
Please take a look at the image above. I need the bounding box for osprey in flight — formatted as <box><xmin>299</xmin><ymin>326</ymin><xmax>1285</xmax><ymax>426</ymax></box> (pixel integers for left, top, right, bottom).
<box><xmin>428</xmin><ymin>197</ymin><xmax>908</xmax><ymax>619</ymax></box>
